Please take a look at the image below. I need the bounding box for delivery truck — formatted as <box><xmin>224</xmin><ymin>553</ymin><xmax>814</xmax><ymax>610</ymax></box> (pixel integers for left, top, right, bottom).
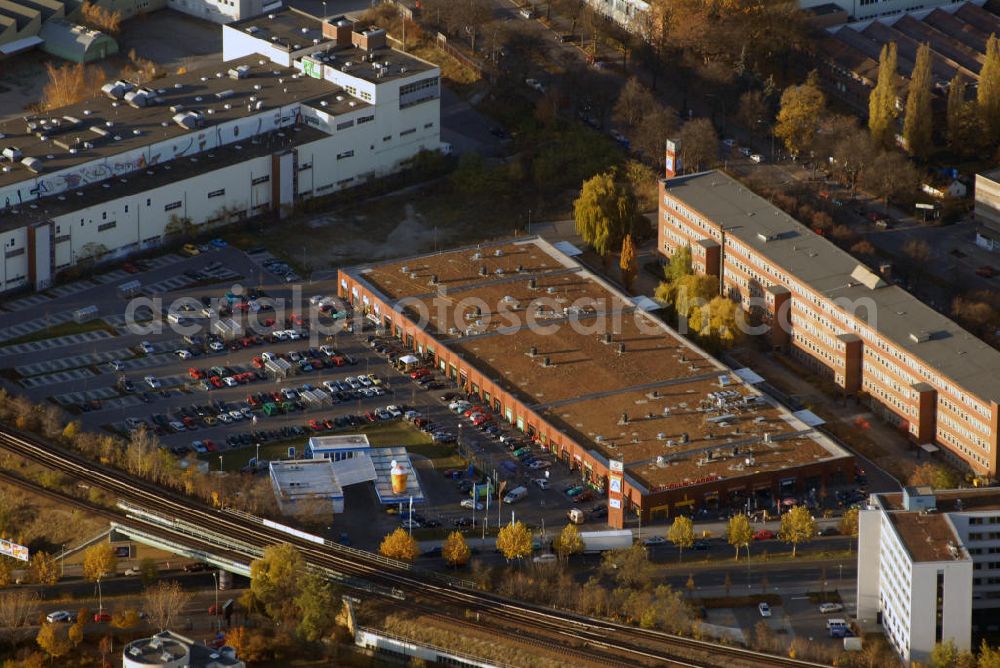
<box><xmin>579</xmin><ymin>530</ymin><xmax>633</xmax><ymax>553</ymax></box>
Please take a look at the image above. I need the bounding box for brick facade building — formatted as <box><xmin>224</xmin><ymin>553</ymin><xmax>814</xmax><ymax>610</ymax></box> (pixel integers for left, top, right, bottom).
<box><xmin>658</xmin><ymin>171</ymin><xmax>1000</xmax><ymax>476</ymax></box>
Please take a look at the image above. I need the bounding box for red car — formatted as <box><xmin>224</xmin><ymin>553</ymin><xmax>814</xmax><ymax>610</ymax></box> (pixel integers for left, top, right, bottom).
<box><xmin>976</xmin><ymin>265</ymin><xmax>995</xmax><ymax>278</ymax></box>
<box><xmin>251</xmin><ymin>356</ymin><xmax>265</xmax><ymax>369</ymax></box>
<box><xmin>331</xmin><ymin>355</ymin><xmax>346</xmax><ymax>366</ymax></box>
<box><xmin>754</xmin><ymin>529</ymin><xmax>775</xmax><ymax>541</ymax></box>
<box><xmin>93</xmin><ymin>611</ymin><xmax>111</xmax><ymax>623</ymax></box>
<box><xmin>188</xmin><ymin>368</ymin><xmax>205</xmax><ymax>380</ymax></box>
<box><xmin>365</xmin><ymin>411</ymin><xmax>378</xmax><ymax>422</ymax></box>
<box><xmin>203</xmin><ymin>439</ymin><xmax>218</xmax><ymax>452</ymax></box>
<box><xmin>246</xmin><ymin>394</ymin><xmax>260</xmax><ymax>407</ymax></box>
<box><xmin>308</xmin><ymin>419</ymin><xmax>324</xmax><ymax>431</ymax></box>
<box><xmin>409</xmin><ymin>368</ymin><xmax>430</xmax><ymax>379</ymax></box>
<box><xmin>209</xmin><ymin>376</ymin><xmax>223</xmax><ymax>388</ymax></box>
<box><xmin>322</xmin><ymin>419</ymin><xmax>335</xmax><ymax>430</ymax></box>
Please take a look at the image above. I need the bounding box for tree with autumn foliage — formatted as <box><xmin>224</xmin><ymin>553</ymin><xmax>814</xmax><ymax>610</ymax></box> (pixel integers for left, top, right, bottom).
<box><xmin>442</xmin><ymin>531</ymin><xmax>471</xmax><ymax>568</ymax></box>
<box><xmin>496</xmin><ymin>521</ymin><xmax>533</xmax><ymax>561</ymax></box>
<box><xmin>40</xmin><ymin>62</ymin><xmax>107</xmax><ymax>110</ymax></box>
<box><xmin>27</xmin><ymin>551</ymin><xmax>59</xmax><ymax>586</ymax></box>
<box><xmin>379</xmin><ymin>528</ymin><xmax>419</xmax><ymax>561</ymax></box>
<box><xmin>574</xmin><ymin>170</ymin><xmax>638</xmax><ymax>266</ymax></box>
<box><xmin>774</xmin><ymin>71</ymin><xmax>826</xmax><ymax>159</ymax></box>
<box><xmin>80</xmin><ymin>1</ymin><xmax>122</xmax><ymax>33</ymax></box>
<box><xmin>619</xmin><ymin>234</ymin><xmax>638</xmax><ymax>292</ymax></box>
<box><xmin>869</xmin><ymin>42</ymin><xmax>899</xmax><ymax>147</ymax></box>
<box><xmin>903</xmin><ymin>43</ymin><xmax>934</xmax><ymax>160</ymax></box>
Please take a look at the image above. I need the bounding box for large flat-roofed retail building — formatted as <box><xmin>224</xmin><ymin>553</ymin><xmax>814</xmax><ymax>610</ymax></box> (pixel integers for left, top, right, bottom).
<box><xmin>658</xmin><ymin>170</ymin><xmax>1000</xmax><ymax>476</ymax></box>
<box><xmin>338</xmin><ymin>237</ymin><xmax>853</xmax><ymax>529</ymax></box>
<box><xmin>0</xmin><ymin>8</ymin><xmax>442</xmax><ymax>294</ymax></box>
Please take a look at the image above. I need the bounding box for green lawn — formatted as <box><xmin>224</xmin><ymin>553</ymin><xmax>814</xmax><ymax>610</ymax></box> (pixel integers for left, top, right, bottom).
<box><xmin>209</xmin><ymin>419</ymin><xmax>439</xmax><ymax>471</ymax></box>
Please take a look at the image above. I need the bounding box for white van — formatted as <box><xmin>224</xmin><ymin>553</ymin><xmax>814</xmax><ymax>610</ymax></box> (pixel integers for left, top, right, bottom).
<box><xmin>503</xmin><ymin>486</ymin><xmax>528</xmax><ymax>504</ymax></box>
<box><xmin>826</xmin><ymin>618</ymin><xmax>848</xmax><ymax>630</ymax></box>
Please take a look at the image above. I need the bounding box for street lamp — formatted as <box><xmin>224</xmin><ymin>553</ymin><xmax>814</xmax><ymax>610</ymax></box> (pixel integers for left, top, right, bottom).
<box><xmin>321</xmin><ymin>0</ymin><xmax>326</xmax><ymax>20</ymax></box>
<box><xmin>255</xmin><ymin>442</ymin><xmax>260</xmax><ymax>465</ymax></box>
<box><xmin>218</xmin><ymin>455</ymin><xmax>223</xmax><ymax>472</ymax></box>
<box><xmin>211</xmin><ymin>572</ymin><xmax>220</xmax><ymax>631</ymax></box>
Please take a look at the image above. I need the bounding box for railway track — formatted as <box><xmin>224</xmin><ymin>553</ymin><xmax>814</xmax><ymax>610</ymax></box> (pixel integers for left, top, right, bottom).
<box><xmin>0</xmin><ymin>426</ymin><xmax>827</xmax><ymax>668</ymax></box>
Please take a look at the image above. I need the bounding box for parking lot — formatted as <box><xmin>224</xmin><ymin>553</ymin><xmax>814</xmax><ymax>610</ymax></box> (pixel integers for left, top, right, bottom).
<box><xmin>0</xmin><ymin>246</ymin><xmax>601</xmax><ymax>546</ymax></box>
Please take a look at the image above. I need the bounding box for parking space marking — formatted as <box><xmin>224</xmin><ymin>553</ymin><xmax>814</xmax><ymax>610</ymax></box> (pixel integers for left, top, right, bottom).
<box><xmin>145</xmin><ymin>254</ymin><xmax>184</xmax><ymax>269</ymax></box>
<box><xmin>4</xmin><ymin>293</ymin><xmax>53</xmax><ymax>312</ymax></box>
<box><xmin>47</xmin><ymin>280</ymin><xmax>99</xmax><ymax>299</ymax></box>
<box><xmin>52</xmin><ymin>386</ymin><xmax>120</xmax><ymax>405</ymax></box>
<box><xmin>93</xmin><ymin>269</ymin><xmax>130</xmax><ymax>284</ymax></box>
<box><xmin>0</xmin><ymin>329</ymin><xmax>112</xmax><ymax>358</ymax></box>
<box><xmin>20</xmin><ymin>368</ymin><xmax>95</xmax><ymax>389</ymax></box>
<box><xmin>143</xmin><ymin>276</ymin><xmax>194</xmax><ymax>295</ymax></box>
<box><xmin>0</xmin><ymin>311</ymin><xmax>75</xmax><ymax>343</ymax></box>
<box><xmin>15</xmin><ymin>349</ymin><xmax>125</xmax><ymax>376</ymax></box>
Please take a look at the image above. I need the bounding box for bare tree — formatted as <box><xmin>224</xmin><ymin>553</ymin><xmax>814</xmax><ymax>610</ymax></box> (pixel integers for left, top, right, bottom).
<box><xmin>679</xmin><ymin>118</ymin><xmax>719</xmax><ymax>172</ymax></box>
<box><xmin>0</xmin><ymin>590</ymin><xmax>40</xmax><ymax>640</ymax></box>
<box><xmin>613</xmin><ymin>78</ymin><xmax>657</xmax><ymax>130</ymax></box>
<box><xmin>144</xmin><ymin>581</ymin><xmax>191</xmax><ymax>632</ymax></box>
<box><xmin>632</xmin><ymin>106</ymin><xmax>679</xmax><ymax>162</ymax></box>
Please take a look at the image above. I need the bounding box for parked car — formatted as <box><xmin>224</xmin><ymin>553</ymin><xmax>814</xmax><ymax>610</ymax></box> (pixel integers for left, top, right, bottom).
<box><xmin>460</xmin><ymin>499</ymin><xmax>483</xmax><ymax>511</ymax></box>
<box><xmin>819</xmin><ymin>602</ymin><xmax>844</xmax><ymax>613</ymax></box>
<box><xmin>643</xmin><ymin>536</ymin><xmax>667</xmax><ymax>546</ymax></box>
<box><xmin>532</xmin><ymin>553</ymin><xmax>557</xmax><ymax>564</ymax></box>
<box><xmin>758</xmin><ymin>602</ymin><xmax>772</xmax><ymax>618</ymax></box>
<box><xmin>45</xmin><ymin>611</ymin><xmax>73</xmax><ymax>623</ymax></box>
<box><xmin>532</xmin><ymin>478</ymin><xmax>550</xmax><ymax>490</ymax></box>
<box><xmin>182</xmin><ymin>243</ymin><xmax>200</xmax><ymax>256</ymax></box>
<box><xmin>93</xmin><ymin>610</ymin><xmax>112</xmax><ymax>623</ymax></box>
<box><xmin>754</xmin><ymin>529</ymin><xmax>775</xmax><ymax>541</ymax></box>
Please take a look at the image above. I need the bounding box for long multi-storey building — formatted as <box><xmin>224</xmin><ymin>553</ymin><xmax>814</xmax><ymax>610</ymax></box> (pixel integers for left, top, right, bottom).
<box><xmin>0</xmin><ymin>8</ymin><xmax>443</xmax><ymax>293</ymax></box>
<box><xmin>339</xmin><ymin>237</ymin><xmax>853</xmax><ymax>529</ymax></box>
<box><xmin>857</xmin><ymin>486</ymin><xmax>1000</xmax><ymax>663</ymax></box>
<box><xmin>657</xmin><ymin>170</ymin><xmax>1000</xmax><ymax>476</ymax></box>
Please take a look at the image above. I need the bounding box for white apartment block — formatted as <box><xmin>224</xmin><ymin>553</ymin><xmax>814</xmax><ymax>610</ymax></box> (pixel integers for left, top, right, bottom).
<box><xmin>856</xmin><ymin>486</ymin><xmax>1000</xmax><ymax>664</ymax></box>
<box><xmin>0</xmin><ymin>8</ymin><xmax>443</xmax><ymax>294</ymax></box>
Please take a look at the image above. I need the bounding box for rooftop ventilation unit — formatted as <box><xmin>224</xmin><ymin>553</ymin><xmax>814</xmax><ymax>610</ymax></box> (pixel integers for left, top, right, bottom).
<box><xmin>229</xmin><ymin>65</ymin><xmax>251</xmax><ymax>79</ymax></box>
<box><xmin>246</xmin><ymin>26</ymin><xmax>260</xmax><ymax>34</ymax></box>
<box><xmin>101</xmin><ymin>79</ymin><xmax>134</xmax><ymax>100</ymax></box>
<box><xmin>542</xmin><ymin>356</ymin><xmax>551</xmax><ymax>367</ymax></box>
<box><xmin>172</xmin><ymin>111</ymin><xmax>205</xmax><ymax>130</ymax></box>
<box><xmin>21</xmin><ymin>157</ymin><xmax>43</xmax><ymax>173</ymax></box>
<box><xmin>617</xmin><ymin>343</ymin><xmax>626</xmax><ymax>354</ymax></box>
<box><xmin>909</xmin><ymin>330</ymin><xmax>932</xmax><ymax>343</ymax></box>
<box><xmin>215</xmin><ymin>89</ymin><xmax>235</xmax><ymax>100</ymax></box>
<box><xmin>756</xmin><ymin>231</ymin><xmax>779</xmax><ymax>243</ymax></box>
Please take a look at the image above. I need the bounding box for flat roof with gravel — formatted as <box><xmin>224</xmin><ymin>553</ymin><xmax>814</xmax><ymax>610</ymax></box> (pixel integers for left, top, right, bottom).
<box><xmin>346</xmin><ymin>238</ymin><xmax>850</xmax><ymax>489</ymax></box>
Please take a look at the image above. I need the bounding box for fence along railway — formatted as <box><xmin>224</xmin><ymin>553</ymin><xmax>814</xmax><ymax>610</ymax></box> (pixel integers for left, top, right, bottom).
<box><xmin>0</xmin><ymin>424</ymin><xmax>828</xmax><ymax>668</ymax></box>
